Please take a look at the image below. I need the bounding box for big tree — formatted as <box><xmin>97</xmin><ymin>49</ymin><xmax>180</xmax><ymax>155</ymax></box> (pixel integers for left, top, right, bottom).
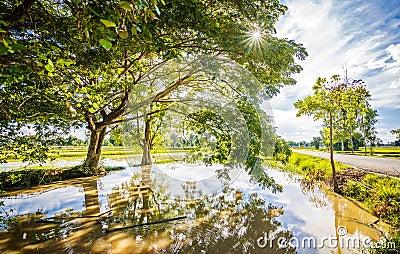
<box><xmin>1</xmin><ymin>0</ymin><xmax>307</xmax><ymax>173</ymax></box>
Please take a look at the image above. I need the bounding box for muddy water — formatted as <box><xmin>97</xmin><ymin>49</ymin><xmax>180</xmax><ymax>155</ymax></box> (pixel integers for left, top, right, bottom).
<box><xmin>0</xmin><ymin>162</ymin><xmax>388</xmax><ymax>253</ymax></box>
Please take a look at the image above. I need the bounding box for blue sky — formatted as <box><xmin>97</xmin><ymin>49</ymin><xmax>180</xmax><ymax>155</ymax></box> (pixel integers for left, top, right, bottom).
<box><xmin>272</xmin><ymin>0</ymin><xmax>400</xmax><ymax>143</ymax></box>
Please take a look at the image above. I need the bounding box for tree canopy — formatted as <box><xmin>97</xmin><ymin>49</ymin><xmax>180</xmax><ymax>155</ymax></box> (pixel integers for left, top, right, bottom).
<box><xmin>294</xmin><ymin>74</ymin><xmax>377</xmax><ymax>192</ymax></box>
<box><xmin>1</xmin><ymin>0</ymin><xmax>307</xmax><ymax>180</ymax></box>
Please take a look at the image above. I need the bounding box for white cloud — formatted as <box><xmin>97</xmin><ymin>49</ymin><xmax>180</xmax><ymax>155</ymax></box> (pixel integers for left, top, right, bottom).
<box><xmin>376</xmin><ymin>127</ymin><xmax>397</xmax><ymax>143</ymax></box>
<box><xmin>390</xmin><ymin>78</ymin><xmax>400</xmax><ymax>89</ymax></box>
<box><xmin>272</xmin><ymin>109</ymin><xmax>322</xmax><ymax>142</ymax></box>
<box><xmin>270</xmin><ymin>0</ymin><xmax>400</xmax><ymax>142</ymax></box>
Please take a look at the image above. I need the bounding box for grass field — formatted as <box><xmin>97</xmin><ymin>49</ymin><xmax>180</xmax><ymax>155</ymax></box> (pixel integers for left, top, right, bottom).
<box><xmin>48</xmin><ymin>146</ymin><xmax>142</xmax><ymax>159</ymax></box>
<box><xmin>336</xmin><ymin>147</ymin><xmax>400</xmax><ymax>158</ymax></box>
<box><xmin>295</xmin><ymin>146</ymin><xmax>400</xmax><ymax>158</ymax></box>
<box><xmin>5</xmin><ymin>146</ymin><xmax>190</xmax><ymax>162</ymax></box>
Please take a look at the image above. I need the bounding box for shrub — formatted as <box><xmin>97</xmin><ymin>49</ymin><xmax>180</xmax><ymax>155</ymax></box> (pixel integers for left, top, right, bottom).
<box><xmin>342</xmin><ymin>180</ymin><xmax>369</xmax><ymax>201</ymax></box>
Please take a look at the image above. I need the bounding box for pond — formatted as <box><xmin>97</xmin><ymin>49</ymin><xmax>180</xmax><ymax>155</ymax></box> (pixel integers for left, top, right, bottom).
<box><xmin>0</xmin><ymin>160</ymin><xmax>388</xmax><ymax>253</ymax></box>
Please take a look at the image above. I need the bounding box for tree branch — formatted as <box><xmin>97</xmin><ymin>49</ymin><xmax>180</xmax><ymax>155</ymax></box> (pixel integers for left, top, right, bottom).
<box><xmin>116</xmin><ymin>51</ymin><xmax>146</xmax><ymax>82</ymax></box>
<box><xmin>103</xmin><ymin>109</ymin><xmax>165</xmax><ymax>126</ymax></box>
<box><xmin>6</xmin><ymin>0</ymin><xmax>36</xmax><ymax>25</ymax></box>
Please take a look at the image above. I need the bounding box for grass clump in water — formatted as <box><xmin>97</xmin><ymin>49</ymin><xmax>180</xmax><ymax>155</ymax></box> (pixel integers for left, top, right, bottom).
<box><xmin>342</xmin><ymin>174</ymin><xmax>400</xmax><ymax>230</ymax></box>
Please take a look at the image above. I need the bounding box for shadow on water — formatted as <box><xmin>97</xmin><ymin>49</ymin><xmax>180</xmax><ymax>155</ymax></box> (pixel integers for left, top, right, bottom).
<box><xmin>0</xmin><ymin>161</ymin><xmax>389</xmax><ymax>253</ymax></box>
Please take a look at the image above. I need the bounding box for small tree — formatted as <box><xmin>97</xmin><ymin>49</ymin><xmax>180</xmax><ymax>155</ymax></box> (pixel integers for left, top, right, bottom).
<box><xmin>294</xmin><ymin>75</ymin><xmax>342</xmax><ymax>193</ymax></box>
<box><xmin>391</xmin><ymin>129</ymin><xmax>400</xmax><ymax>146</ymax></box>
<box><xmin>360</xmin><ymin>108</ymin><xmax>378</xmax><ymax>155</ymax></box>
<box><xmin>310</xmin><ymin>136</ymin><xmax>322</xmax><ymax>150</ymax></box>
<box><xmin>273</xmin><ymin>136</ymin><xmax>292</xmax><ymax>164</ymax></box>
<box><xmin>295</xmin><ymin>74</ymin><xmax>376</xmax><ymax>192</ymax></box>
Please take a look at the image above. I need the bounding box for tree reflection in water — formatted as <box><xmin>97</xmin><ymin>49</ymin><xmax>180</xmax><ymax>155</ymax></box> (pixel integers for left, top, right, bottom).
<box><xmin>0</xmin><ymin>178</ymin><xmax>104</xmax><ymax>253</ymax></box>
<box><xmin>0</xmin><ymin>165</ymin><xmax>296</xmax><ymax>253</ymax></box>
<box><xmin>103</xmin><ymin>165</ymin><xmax>296</xmax><ymax>253</ymax></box>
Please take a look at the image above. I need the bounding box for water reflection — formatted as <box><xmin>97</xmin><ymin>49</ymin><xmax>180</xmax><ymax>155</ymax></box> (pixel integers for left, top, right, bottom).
<box><xmin>96</xmin><ymin>165</ymin><xmax>295</xmax><ymax>253</ymax></box>
<box><xmin>0</xmin><ymin>162</ymin><xmax>389</xmax><ymax>253</ymax></box>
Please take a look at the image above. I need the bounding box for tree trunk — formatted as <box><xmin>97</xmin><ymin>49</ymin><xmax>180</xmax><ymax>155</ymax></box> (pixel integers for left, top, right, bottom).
<box><xmin>364</xmin><ymin>139</ymin><xmax>367</xmax><ymax>156</ymax></box>
<box><xmin>84</xmin><ymin>127</ymin><xmax>107</xmax><ymax>174</ymax></box>
<box><xmin>329</xmin><ymin>113</ymin><xmax>339</xmax><ymax>193</ymax></box>
<box><xmin>141</xmin><ymin>117</ymin><xmax>152</xmax><ymax>165</ymax></box>
<box><xmin>333</xmin><ymin>196</ymin><xmax>343</xmax><ymax>253</ymax></box>
<box><xmin>83</xmin><ymin>179</ymin><xmax>100</xmax><ymax>216</ymax></box>
<box><xmin>350</xmin><ymin>129</ymin><xmax>354</xmax><ymax>155</ymax></box>
<box><xmin>341</xmin><ymin>140</ymin><xmax>344</xmax><ymax>152</ymax></box>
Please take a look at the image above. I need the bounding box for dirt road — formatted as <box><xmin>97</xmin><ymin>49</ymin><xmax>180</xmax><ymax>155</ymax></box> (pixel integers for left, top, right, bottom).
<box><xmin>295</xmin><ymin>150</ymin><xmax>400</xmax><ymax>177</ymax></box>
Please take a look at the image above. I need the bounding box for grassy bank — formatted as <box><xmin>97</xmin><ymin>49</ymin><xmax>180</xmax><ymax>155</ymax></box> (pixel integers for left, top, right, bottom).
<box><xmin>268</xmin><ymin>152</ymin><xmax>400</xmax><ymax>251</ymax></box>
<box><xmin>5</xmin><ymin>146</ymin><xmax>190</xmax><ymax>162</ymax></box>
<box><xmin>0</xmin><ymin>165</ymin><xmax>121</xmax><ymax>190</ymax></box>
<box><xmin>0</xmin><ymin>152</ymin><xmax>185</xmax><ymax>190</ymax></box>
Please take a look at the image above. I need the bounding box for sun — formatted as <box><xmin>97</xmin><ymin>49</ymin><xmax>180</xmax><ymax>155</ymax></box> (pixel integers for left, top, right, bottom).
<box><xmin>239</xmin><ymin>25</ymin><xmax>266</xmax><ymax>53</ymax></box>
<box><xmin>252</xmin><ymin>30</ymin><xmax>261</xmax><ymax>40</ymax></box>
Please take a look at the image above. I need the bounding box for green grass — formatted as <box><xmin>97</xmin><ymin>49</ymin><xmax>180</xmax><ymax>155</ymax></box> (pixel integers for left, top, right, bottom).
<box><xmin>342</xmin><ymin>175</ymin><xmax>400</xmax><ymax>253</ymax></box>
<box><xmin>337</xmin><ymin>147</ymin><xmax>400</xmax><ymax>156</ymax></box>
<box><xmin>295</xmin><ymin>146</ymin><xmax>400</xmax><ymax>159</ymax></box>
<box><xmin>5</xmin><ymin>146</ymin><xmax>191</xmax><ymax>162</ymax></box>
<box><xmin>269</xmin><ymin>152</ymin><xmax>349</xmax><ymax>181</ymax></box>
<box><xmin>342</xmin><ymin>175</ymin><xmax>400</xmax><ymax>228</ymax></box>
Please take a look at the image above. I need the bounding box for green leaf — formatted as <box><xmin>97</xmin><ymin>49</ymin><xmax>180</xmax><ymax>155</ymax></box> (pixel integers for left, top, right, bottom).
<box><xmin>119</xmin><ymin>1</ymin><xmax>132</xmax><ymax>10</ymax></box>
<box><xmin>92</xmin><ymin>102</ymin><xmax>99</xmax><ymax>109</ymax></box>
<box><xmin>154</xmin><ymin>5</ymin><xmax>160</xmax><ymax>15</ymax></box>
<box><xmin>100</xmin><ymin>19</ymin><xmax>116</xmax><ymax>28</ymax></box>
<box><xmin>118</xmin><ymin>30</ymin><xmax>129</xmax><ymax>39</ymax></box>
<box><xmin>0</xmin><ymin>28</ymin><xmax>6</xmax><ymax>33</ymax></box>
<box><xmin>0</xmin><ymin>20</ymin><xmax>9</xmax><ymax>26</ymax></box>
<box><xmin>11</xmin><ymin>43</ymin><xmax>27</xmax><ymax>50</ymax></box>
<box><xmin>0</xmin><ymin>43</ymin><xmax>8</xmax><ymax>56</ymax></box>
<box><xmin>99</xmin><ymin>39</ymin><xmax>112</xmax><ymax>50</ymax></box>
<box><xmin>45</xmin><ymin>59</ymin><xmax>54</xmax><ymax>72</ymax></box>
<box><xmin>88</xmin><ymin>108</ymin><xmax>96</xmax><ymax>113</ymax></box>
<box><xmin>56</xmin><ymin>58</ymin><xmax>65</xmax><ymax>66</ymax></box>
<box><xmin>88</xmin><ymin>6</ymin><xmax>101</xmax><ymax>17</ymax></box>
<box><xmin>3</xmin><ymin>39</ymin><xmax>9</xmax><ymax>48</ymax></box>
<box><xmin>140</xmin><ymin>0</ymin><xmax>149</xmax><ymax>8</ymax></box>
<box><xmin>106</xmin><ymin>35</ymin><xmax>115</xmax><ymax>42</ymax></box>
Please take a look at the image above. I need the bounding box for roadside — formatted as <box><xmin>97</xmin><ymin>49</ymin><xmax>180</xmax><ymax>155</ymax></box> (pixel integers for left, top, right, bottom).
<box><xmin>267</xmin><ymin>152</ymin><xmax>400</xmax><ymax>251</ymax></box>
<box><xmin>295</xmin><ymin>149</ymin><xmax>400</xmax><ymax>178</ymax></box>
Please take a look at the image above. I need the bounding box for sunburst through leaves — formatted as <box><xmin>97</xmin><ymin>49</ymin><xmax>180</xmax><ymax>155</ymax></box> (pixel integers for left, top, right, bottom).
<box><xmin>240</xmin><ymin>25</ymin><xmax>267</xmax><ymax>53</ymax></box>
